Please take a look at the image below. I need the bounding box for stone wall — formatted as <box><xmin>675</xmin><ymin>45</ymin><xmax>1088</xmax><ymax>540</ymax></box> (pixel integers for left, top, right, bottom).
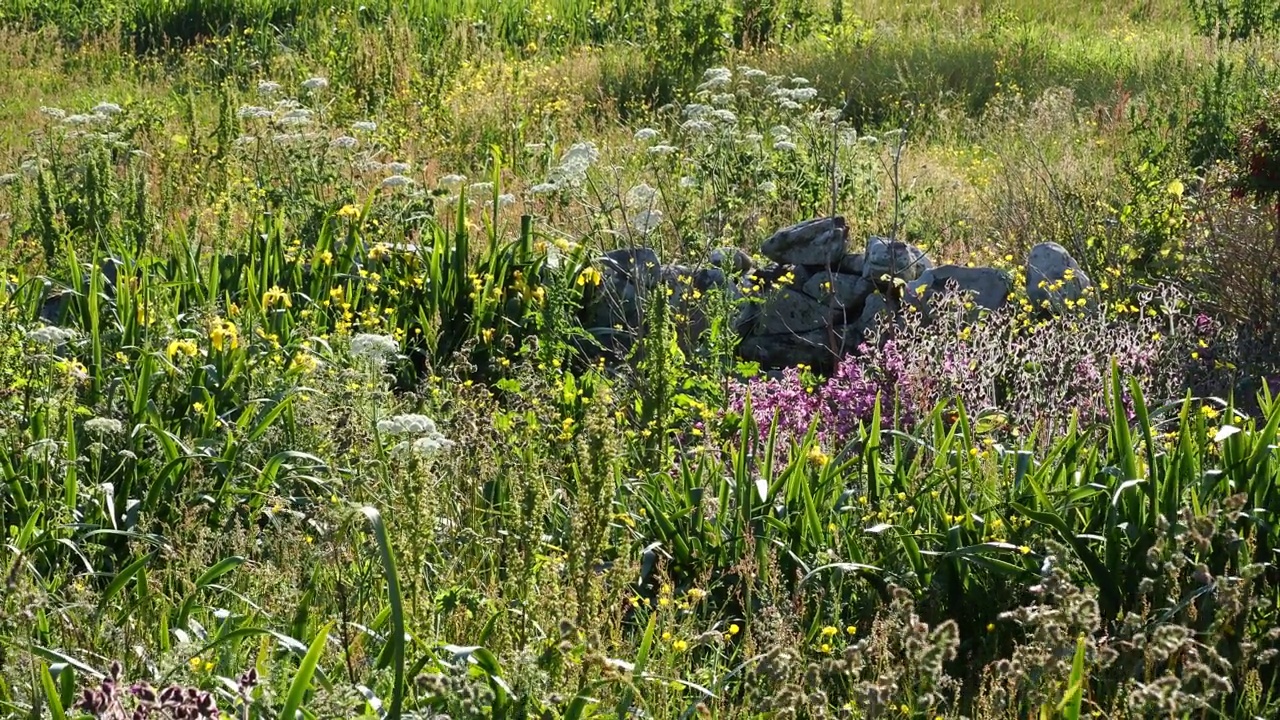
<box><xmin>582</xmin><ymin>216</ymin><xmax>1093</xmax><ymax>369</ymax></box>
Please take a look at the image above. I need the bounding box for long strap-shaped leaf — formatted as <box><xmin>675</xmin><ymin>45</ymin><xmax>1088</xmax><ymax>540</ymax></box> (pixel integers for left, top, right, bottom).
<box><xmin>360</xmin><ymin>507</ymin><xmax>405</xmax><ymax>720</ymax></box>
<box><xmin>280</xmin><ymin>621</ymin><xmax>332</xmax><ymax>720</ymax></box>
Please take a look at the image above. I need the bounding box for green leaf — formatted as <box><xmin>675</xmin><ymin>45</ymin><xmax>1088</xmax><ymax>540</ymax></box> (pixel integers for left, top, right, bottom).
<box><xmin>361</xmin><ymin>506</ymin><xmax>406</xmax><ymax>720</ymax></box>
<box><xmin>40</xmin><ymin>664</ymin><xmax>66</xmax><ymax>720</ymax></box>
<box><xmin>280</xmin><ymin>621</ymin><xmax>332</xmax><ymax>720</ymax></box>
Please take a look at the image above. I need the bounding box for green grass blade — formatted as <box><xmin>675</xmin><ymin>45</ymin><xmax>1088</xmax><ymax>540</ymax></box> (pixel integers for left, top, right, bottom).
<box><xmin>280</xmin><ymin>621</ymin><xmax>332</xmax><ymax>720</ymax></box>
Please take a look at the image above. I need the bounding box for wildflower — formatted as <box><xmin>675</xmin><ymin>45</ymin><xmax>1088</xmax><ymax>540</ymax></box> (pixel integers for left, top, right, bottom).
<box><xmin>438</xmin><ymin>173</ymin><xmax>466</xmax><ymax>189</ymax></box>
<box><xmin>257</xmin><ymin>80</ymin><xmax>282</xmax><ymax>95</ymax></box>
<box><xmin>1167</xmin><ymin>179</ymin><xmax>1185</xmax><ymax>196</ymax></box>
<box><xmin>386</xmin><ymin>161</ymin><xmax>411</xmax><ymax>174</ymax></box>
<box><xmin>631</xmin><ymin>209</ymin><xmax>663</xmax><ymax>235</ymax></box>
<box><xmin>671</xmin><ymin>639</ymin><xmax>688</xmax><ymax>652</ymax></box>
<box><xmin>166</xmin><ymin>339</ymin><xmax>199</xmax><ymax>359</ymax></box>
<box><xmin>820</xmin><ymin>643</ymin><xmax>832</xmax><ymax>654</ymax></box>
<box><xmin>758</xmin><ymin>180</ymin><xmax>777</xmax><ymax>193</ymax></box>
<box><xmin>39</xmin><ymin>106</ymin><xmax>66</xmax><ymax>119</ymax></box>
<box><xmin>529</xmin><ymin>182</ymin><xmax>559</xmax><ymax>194</ymax></box>
<box><xmin>301</xmin><ymin>77</ymin><xmax>330</xmax><ymax>90</ymax></box>
<box><xmin>494</xmin><ymin>193</ymin><xmax>516</xmax><ymax>209</ymax></box>
<box><xmin>807</xmin><ymin>446</ymin><xmax>830</xmax><ymax>467</ymax></box>
<box><xmin>576</xmin><ymin>266</ymin><xmax>604</xmax><ymax>287</ymax></box>
<box><xmin>26</xmin><ymin>325</ymin><xmax>76</xmax><ymax>348</ymax></box>
<box><xmin>1201</xmin><ymin>405</ymin><xmax>1220</xmax><ymax>420</ymax></box>
<box><xmin>352</xmin><ymin>120</ymin><xmax>377</xmax><ymax>132</ymax></box>
<box><xmin>846</xmin><ymin>625</ymin><xmax>856</xmax><ymax>635</ymax></box>
<box><xmin>369</xmin><ymin>243</ymin><xmax>392</xmax><ymax>261</ymax></box>
<box><xmin>773</xmin><ymin>140</ymin><xmax>797</xmax><ymax>152</ymax></box>
<box><xmin>289</xmin><ymin>352</ymin><xmax>320</xmax><ymax>374</ymax></box>
<box><xmin>648</xmin><ymin>144</ymin><xmax>678</xmax><ymax>156</ymax></box>
<box><xmin>337</xmin><ymin>204</ymin><xmax>360</xmax><ymax>219</ymax></box>
<box><xmin>634</xmin><ymin>127</ymin><xmax>660</xmax><ymax>141</ymax></box>
<box><xmin>209</xmin><ymin>320</ymin><xmax>240</xmax><ymax>351</ymax></box>
<box><xmin>85</xmin><ymin>417</ymin><xmax>123</xmax><ymax>436</ymax></box>
<box><xmin>1018</xmin><ymin>545</ymin><xmax>1031</xmax><ymax>555</ymax></box>
<box><xmin>626</xmin><ymin>183</ymin><xmax>659</xmax><ymax>207</ymax></box>
<box><xmin>92</xmin><ymin>101</ymin><xmax>122</xmax><ymax>116</ymax></box>
<box><xmin>821</xmin><ymin>626</ymin><xmax>838</xmax><ymax>637</ymax></box>
<box><xmin>697</xmin><ymin>67</ymin><xmax>732</xmax><ymax>91</ymax></box>
<box><xmin>262</xmin><ymin>286</ymin><xmax>292</xmax><ymax>309</ymax></box>
<box><xmin>330</xmin><ymin>135</ymin><xmax>357</xmax><ymax>149</ymax></box>
<box><xmin>728</xmin><ymin>623</ymin><xmax>740</xmax><ymax>635</ymax></box>
<box><xmin>381</xmin><ymin>174</ymin><xmax>413</xmax><ymax>189</ymax></box>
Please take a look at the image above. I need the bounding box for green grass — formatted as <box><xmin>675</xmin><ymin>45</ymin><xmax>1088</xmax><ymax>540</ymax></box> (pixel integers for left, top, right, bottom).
<box><xmin>2</xmin><ymin>0</ymin><xmax>1280</xmax><ymax>718</ymax></box>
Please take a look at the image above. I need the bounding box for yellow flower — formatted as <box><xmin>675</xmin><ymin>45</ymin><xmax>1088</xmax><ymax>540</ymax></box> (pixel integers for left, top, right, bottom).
<box><xmin>1018</xmin><ymin>545</ymin><xmax>1031</xmax><ymax>555</ymax></box>
<box><xmin>209</xmin><ymin>320</ymin><xmax>239</xmax><ymax>351</ymax></box>
<box><xmin>687</xmin><ymin>588</ymin><xmax>706</xmax><ymax>601</ymax></box>
<box><xmin>369</xmin><ymin>243</ymin><xmax>392</xmax><ymax>261</ymax></box>
<box><xmin>263</xmin><ymin>286</ymin><xmax>292</xmax><ymax>309</ymax></box>
<box><xmin>671</xmin><ymin>639</ymin><xmax>688</xmax><ymax>652</ymax></box>
<box><xmin>166</xmin><ymin>339</ymin><xmax>199</xmax><ymax>359</ymax></box>
<box><xmin>820</xmin><ymin>643</ymin><xmax>832</xmax><ymax>654</ymax></box>
<box><xmin>289</xmin><ymin>353</ymin><xmax>320</xmax><ymax>374</ymax></box>
<box><xmin>336</xmin><ymin>203</ymin><xmax>360</xmax><ymax>218</ymax></box>
<box><xmin>1166</xmin><ymin>179</ymin><xmax>1184</xmax><ymax>197</ymax></box>
<box><xmin>728</xmin><ymin>623</ymin><xmax>740</xmax><ymax>635</ymax></box>
<box><xmin>1200</xmin><ymin>405</ymin><xmax>1220</xmax><ymax>420</ymax></box>
<box><xmin>846</xmin><ymin>625</ymin><xmax>857</xmax><ymax>635</ymax></box>
<box><xmin>576</xmin><ymin>266</ymin><xmax>603</xmax><ymax>287</ymax></box>
<box><xmin>821</xmin><ymin>625</ymin><xmax>838</xmax><ymax>637</ymax></box>
<box><xmin>807</xmin><ymin>446</ymin><xmax>830</xmax><ymax>467</ymax></box>
<box><xmin>192</xmin><ymin>402</ymin><xmax>206</xmax><ymax>413</ymax></box>
<box><xmin>317</xmin><ymin>250</ymin><xmax>334</xmax><ymax>266</ymax></box>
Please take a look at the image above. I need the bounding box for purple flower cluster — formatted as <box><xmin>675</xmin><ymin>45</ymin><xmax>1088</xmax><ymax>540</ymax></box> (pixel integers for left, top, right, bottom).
<box><xmin>729</xmin><ymin>344</ymin><xmax>901</xmax><ymax>449</ymax></box>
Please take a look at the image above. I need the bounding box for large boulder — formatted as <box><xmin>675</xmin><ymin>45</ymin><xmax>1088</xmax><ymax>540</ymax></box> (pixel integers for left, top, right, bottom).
<box><xmin>909</xmin><ymin>265</ymin><xmax>1012</xmax><ymax>312</ymax></box>
<box><xmin>1026</xmin><ymin>242</ymin><xmax>1092</xmax><ymax>311</ymax></box>
<box><xmin>602</xmin><ymin>247</ymin><xmax>662</xmax><ymax>287</ymax></box>
<box><xmin>802</xmin><ymin>271</ymin><xmax>875</xmax><ymax>317</ymax></box>
<box><xmin>734</xmin><ymin>288</ymin><xmax>833</xmax><ymax>336</ymax></box>
<box><xmin>862</xmin><ymin>235</ymin><xmax>933</xmax><ymax>285</ymax></box>
<box><xmin>762</xmin><ymin>217</ymin><xmax>849</xmax><ymax>266</ymax></box>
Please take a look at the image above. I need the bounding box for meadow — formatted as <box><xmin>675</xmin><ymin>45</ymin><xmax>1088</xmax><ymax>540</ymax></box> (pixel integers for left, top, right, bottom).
<box><xmin>2</xmin><ymin>0</ymin><xmax>1280</xmax><ymax>718</ymax></box>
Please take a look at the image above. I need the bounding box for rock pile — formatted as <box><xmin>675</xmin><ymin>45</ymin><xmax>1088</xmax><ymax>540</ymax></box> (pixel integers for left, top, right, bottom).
<box><xmin>580</xmin><ymin>216</ymin><xmax>1093</xmax><ymax>369</ymax></box>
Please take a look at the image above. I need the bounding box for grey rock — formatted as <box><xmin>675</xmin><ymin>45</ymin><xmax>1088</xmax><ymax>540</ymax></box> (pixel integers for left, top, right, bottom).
<box><xmin>861</xmin><ymin>235</ymin><xmax>933</xmax><ymax>285</ymax></box>
<box><xmin>693</xmin><ymin>267</ymin><xmax>728</xmax><ymax>292</ymax></box>
<box><xmin>1026</xmin><ymin>242</ymin><xmax>1092</xmax><ymax>310</ymax></box>
<box><xmin>738</xmin><ymin>326</ymin><xmax>849</xmax><ymax>370</ymax></box>
<box><xmin>749</xmin><ymin>263</ymin><xmax>811</xmax><ymax>289</ymax></box>
<box><xmin>735</xmin><ymin>288</ymin><xmax>832</xmax><ymax>336</ymax></box>
<box><xmin>710</xmin><ymin>246</ymin><xmax>753</xmax><ymax>273</ymax></box>
<box><xmin>762</xmin><ymin>216</ymin><xmax>849</xmax><ymax>266</ymax></box>
<box><xmin>837</xmin><ymin>253</ymin><xmax>864</xmax><ymax>276</ymax></box>
<box><xmin>909</xmin><ymin>265</ymin><xmax>1012</xmax><ymax>311</ymax></box>
<box><xmin>849</xmin><ymin>293</ymin><xmax>893</xmax><ymax>343</ymax></box>
<box><xmin>802</xmin><ymin>271</ymin><xmax>875</xmax><ymax>318</ymax></box>
<box><xmin>602</xmin><ymin>247</ymin><xmax>662</xmax><ymax>286</ymax></box>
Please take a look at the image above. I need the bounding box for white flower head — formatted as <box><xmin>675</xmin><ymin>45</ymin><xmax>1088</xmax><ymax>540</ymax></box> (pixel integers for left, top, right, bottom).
<box><xmin>625</xmin><ymin>183</ymin><xmax>659</xmax><ymax>207</ymax></box>
<box><xmin>438</xmin><ymin>173</ymin><xmax>466</xmax><ymax>189</ymax></box>
<box><xmin>683</xmin><ymin>103</ymin><xmax>712</xmax><ymax>119</ymax></box>
<box><xmin>529</xmin><ymin>182</ymin><xmax>559</xmax><ymax>195</ymax></box>
<box><xmin>381</xmin><ymin>174</ymin><xmax>414</xmax><ymax>189</ymax></box>
<box><xmin>92</xmin><ymin>102</ymin><xmax>122</xmax><ymax>116</ymax></box>
<box><xmin>301</xmin><ymin>77</ymin><xmax>330</xmax><ymax>91</ymax></box>
<box><xmin>352</xmin><ymin>120</ymin><xmax>377</xmax><ymax>133</ymax></box>
<box><xmin>743</xmin><ymin>132</ymin><xmax>763</xmax><ymax>144</ymax></box>
<box><xmin>791</xmin><ymin>77</ymin><xmax>810</xmax><ymax>86</ymax></box>
<box><xmin>257</xmin><ymin>80</ymin><xmax>282</xmax><ymax>95</ymax></box>
<box><xmin>386</xmin><ymin>161</ymin><xmax>411</xmax><ymax>174</ymax></box>
<box><xmin>631</xmin><ymin>208</ymin><xmax>663</xmax><ymax>235</ymax></box>
<box><xmin>773</xmin><ymin>140</ymin><xmax>797</xmax><ymax>152</ymax></box>
<box><xmin>493</xmin><ymin>193</ymin><xmax>516</xmax><ymax>210</ymax></box>
<box><xmin>377</xmin><ymin>413</ymin><xmax>438</xmax><ymax>435</ymax></box>
<box><xmin>350</xmin><ymin>333</ymin><xmax>400</xmax><ymax>364</ymax></box>
<box><xmin>237</xmin><ymin>105</ymin><xmax>273</xmax><ymax>120</ymax></box>
<box><xmin>26</xmin><ymin>325</ymin><xmax>76</xmax><ymax>348</ymax></box>
<box><xmin>25</xmin><ymin>438</ymin><xmax>60</xmax><ymax>464</ymax></box>
<box><xmin>648</xmin><ymin>144</ymin><xmax>678</xmax><ymax>156</ymax></box>
<box><xmin>634</xmin><ymin>127</ymin><xmax>660</xmax><ymax>142</ymax></box>
<box><xmin>696</xmin><ymin>67</ymin><xmax>732</xmax><ymax>91</ymax></box>
<box><xmin>759</xmin><ymin>180</ymin><xmax>777</xmax><ymax>193</ymax></box>
<box><xmin>85</xmin><ymin>417</ymin><xmax>124</xmax><ymax>436</ymax></box>
<box><xmin>468</xmin><ymin>181</ymin><xmax>494</xmax><ymax>196</ymax></box>
<box><xmin>39</xmin><ymin>106</ymin><xmax>66</xmax><ymax>119</ymax></box>
<box><xmin>330</xmin><ymin>135</ymin><xmax>358</xmax><ymax>149</ymax></box>
<box><xmin>0</xmin><ymin>173</ymin><xmax>19</xmax><ymax>186</ymax></box>
<box><xmin>678</xmin><ymin>176</ymin><xmax>698</xmax><ymax>188</ymax></box>
<box><xmin>711</xmin><ymin>109</ymin><xmax>737</xmax><ymax>123</ymax></box>
<box><xmin>710</xmin><ymin>93</ymin><xmax>735</xmax><ymax>106</ymax></box>
<box><xmin>62</xmin><ymin>114</ymin><xmax>98</xmax><ymax>126</ymax></box>
<box><xmin>681</xmin><ymin>119</ymin><xmax>714</xmax><ymax>134</ymax></box>
<box><xmin>743</xmin><ymin>68</ymin><xmax>768</xmax><ymax>81</ymax></box>
<box><xmin>524</xmin><ymin>142</ymin><xmax>546</xmax><ymax>152</ymax></box>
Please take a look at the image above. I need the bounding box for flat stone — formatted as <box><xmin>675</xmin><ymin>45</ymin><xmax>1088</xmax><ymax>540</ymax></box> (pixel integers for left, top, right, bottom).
<box><xmin>862</xmin><ymin>235</ymin><xmax>933</xmax><ymax>285</ymax></box>
<box><xmin>734</xmin><ymin>288</ymin><xmax>833</xmax><ymax>336</ymax></box>
<box><xmin>762</xmin><ymin>216</ymin><xmax>849</xmax><ymax>266</ymax></box>
<box><xmin>908</xmin><ymin>265</ymin><xmax>1012</xmax><ymax>311</ymax></box>
<box><xmin>710</xmin><ymin>246</ymin><xmax>753</xmax><ymax>273</ymax></box>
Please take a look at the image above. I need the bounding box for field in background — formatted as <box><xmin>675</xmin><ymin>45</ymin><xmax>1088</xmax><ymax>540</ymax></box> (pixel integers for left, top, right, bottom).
<box><xmin>3</xmin><ymin>1</ymin><xmax>1280</xmax><ymax>718</ymax></box>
